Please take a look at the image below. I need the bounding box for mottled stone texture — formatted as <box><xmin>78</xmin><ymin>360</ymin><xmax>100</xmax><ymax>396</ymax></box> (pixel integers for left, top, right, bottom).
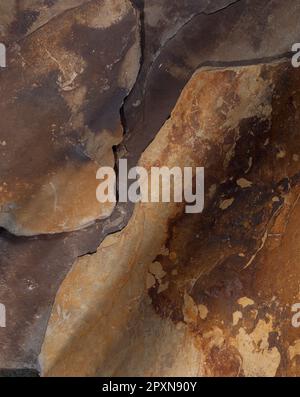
<box><xmin>0</xmin><ymin>0</ymin><xmax>141</xmax><ymax>372</ymax></box>
<box><xmin>124</xmin><ymin>0</ymin><xmax>300</xmax><ymax>166</ymax></box>
<box><xmin>1</xmin><ymin>0</ymin><xmax>300</xmax><ymax>376</ymax></box>
<box><xmin>40</xmin><ymin>61</ymin><xmax>300</xmax><ymax>376</ymax></box>
<box><xmin>0</xmin><ymin>1</ymin><xmax>90</xmax><ymax>43</ymax></box>
<box><xmin>0</xmin><ymin>0</ymin><xmax>140</xmax><ymax>235</ymax></box>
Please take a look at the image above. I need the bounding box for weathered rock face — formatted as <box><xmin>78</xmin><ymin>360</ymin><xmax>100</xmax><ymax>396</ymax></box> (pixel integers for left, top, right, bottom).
<box><xmin>124</xmin><ymin>0</ymin><xmax>300</xmax><ymax>166</ymax></box>
<box><xmin>0</xmin><ymin>0</ymin><xmax>141</xmax><ymax>373</ymax></box>
<box><xmin>0</xmin><ymin>1</ymin><xmax>90</xmax><ymax>43</ymax></box>
<box><xmin>1</xmin><ymin>0</ymin><xmax>300</xmax><ymax>377</ymax></box>
<box><xmin>131</xmin><ymin>0</ymin><xmax>238</xmax><ymax>72</ymax></box>
<box><xmin>125</xmin><ymin>0</ymin><xmax>238</xmax><ymax>140</ymax></box>
<box><xmin>0</xmin><ymin>0</ymin><xmax>140</xmax><ymax>235</ymax></box>
<box><xmin>41</xmin><ymin>60</ymin><xmax>300</xmax><ymax>377</ymax></box>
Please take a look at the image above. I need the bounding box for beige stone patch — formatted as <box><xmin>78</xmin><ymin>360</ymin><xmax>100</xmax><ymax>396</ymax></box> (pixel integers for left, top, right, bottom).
<box><xmin>238</xmin><ymin>297</ymin><xmax>255</xmax><ymax>308</ymax></box>
<box><xmin>222</xmin><ymin>66</ymin><xmax>273</xmax><ymax>130</ymax></box>
<box><xmin>219</xmin><ymin>198</ymin><xmax>234</xmax><ymax>210</ymax></box>
<box><xmin>237</xmin><ymin>178</ymin><xmax>253</xmax><ymax>188</ymax></box>
<box><xmin>198</xmin><ymin>304</ymin><xmax>208</xmax><ymax>320</ymax></box>
<box><xmin>149</xmin><ymin>262</ymin><xmax>166</xmax><ymax>281</ymax></box>
<box><xmin>276</xmin><ymin>148</ymin><xmax>286</xmax><ymax>159</ymax></box>
<box><xmin>272</xmin><ymin>196</ymin><xmax>280</xmax><ymax>203</ymax></box>
<box><xmin>183</xmin><ymin>293</ymin><xmax>198</xmax><ymax>324</ymax></box>
<box><xmin>234</xmin><ymin>319</ymin><xmax>281</xmax><ymax>377</ymax></box>
<box><xmin>233</xmin><ymin>311</ymin><xmax>243</xmax><ymax>326</ymax></box>
<box><xmin>288</xmin><ymin>340</ymin><xmax>300</xmax><ymax>361</ymax></box>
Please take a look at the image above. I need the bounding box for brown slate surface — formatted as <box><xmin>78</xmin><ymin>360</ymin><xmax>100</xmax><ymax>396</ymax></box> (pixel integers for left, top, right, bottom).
<box><xmin>1</xmin><ymin>0</ymin><xmax>300</xmax><ymax>374</ymax></box>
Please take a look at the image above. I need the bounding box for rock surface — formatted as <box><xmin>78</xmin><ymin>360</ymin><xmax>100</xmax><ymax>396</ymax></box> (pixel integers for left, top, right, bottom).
<box><xmin>41</xmin><ymin>61</ymin><xmax>300</xmax><ymax>376</ymax></box>
<box><xmin>124</xmin><ymin>0</ymin><xmax>300</xmax><ymax>167</ymax></box>
<box><xmin>0</xmin><ymin>0</ymin><xmax>141</xmax><ymax>372</ymax></box>
<box><xmin>0</xmin><ymin>1</ymin><xmax>90</xmax><ymax>43</ymax></box>
<box><xmin>1</xmin><ymin>0</ymin><xmax>300</xmax><ymax>376</ymax></box>
<box><xmin>0</xmin><ymin>0</ymin><xmax>140</xmax><ymax>235</ymax></box>
<box><xmin>127</xmin><ymin>0</ymin><xmax>238</xmax><ymax>125</ymax></box>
